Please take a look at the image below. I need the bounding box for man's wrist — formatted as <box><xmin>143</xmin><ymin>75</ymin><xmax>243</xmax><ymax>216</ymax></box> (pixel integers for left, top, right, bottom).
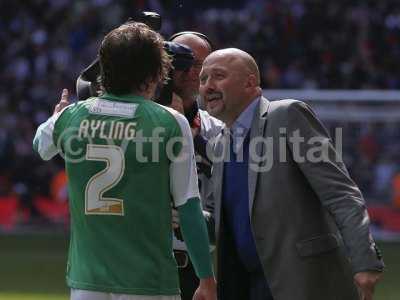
<box><xmin>199</xmin><ymin>276</ymin><xmax>216</xmax><ymax>287</ymax></box>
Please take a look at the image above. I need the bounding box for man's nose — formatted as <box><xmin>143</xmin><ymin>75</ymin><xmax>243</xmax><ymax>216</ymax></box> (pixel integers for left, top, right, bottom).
<box><xmin>201</xmin><ymin>76</ymin><xmax>215</xmax><ymax>91</ymax></box>
<box><xmin>200</xmin><ymin>81</ymin><xmax>212</xmax><ymax>98</ymax></box>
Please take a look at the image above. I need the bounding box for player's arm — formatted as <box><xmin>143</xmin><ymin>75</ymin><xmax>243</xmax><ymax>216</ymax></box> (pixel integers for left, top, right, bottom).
<box><xmin>169</xmin><ymin>113</ymin><xmax>215</xmax><ymax>281</ymax></box>
<box><xmin>202</xmin><ymin>209</ymin><xmax>215</xmax><ymax>246</ymax></box>
<box><xmin>33</xmin><ymin>89</ymin><xmax>70</xmax><ymax>160</ymax></box>
<box><xmin>178</xmin><ymin>199</ymin><xmax>217</xmax><ymax>300</ymax></box>
<box><xmin>33</xmin><ymin>111</ymin><xmax>62</xmax><ymax>160</ymax></box>
<box><xmin>178</xmin><ymin>198</ymin><xmax>214</xmax><ymax>277</ymax></box>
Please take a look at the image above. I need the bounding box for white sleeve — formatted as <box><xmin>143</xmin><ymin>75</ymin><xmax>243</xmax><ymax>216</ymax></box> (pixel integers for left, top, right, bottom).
<box><xmin>168</xmin><ymin>110</ymin><xmax>200</xmax><ymax>207</ymax></box>
<box><xmin>33</xmin><ymin>112</ymin><xmax>62</xmax><ymax>160</ymax></box>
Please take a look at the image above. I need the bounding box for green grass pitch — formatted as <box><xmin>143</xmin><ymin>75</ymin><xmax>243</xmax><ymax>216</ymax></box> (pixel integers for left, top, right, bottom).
<box><xmin>0</xmin><ymin>234</ymin><xmax>399</xmax><ymax>300</ymax></box>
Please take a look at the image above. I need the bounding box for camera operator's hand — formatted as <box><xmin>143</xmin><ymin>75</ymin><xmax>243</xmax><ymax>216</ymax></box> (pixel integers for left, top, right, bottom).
<box><xmin>53</xmin><ymin>89</ymin><xmax>70</xmax><ymax>115</ymax></box>
<box><xmin>170</xmin><ymin>93</ymin><xmax>184</xmax><ymax>114</ymax></box>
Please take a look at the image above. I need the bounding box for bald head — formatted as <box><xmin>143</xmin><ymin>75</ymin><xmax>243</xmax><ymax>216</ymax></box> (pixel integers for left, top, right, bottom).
<box><xmin>204</xmin><ymin>48</ymin><xmax>260</xmax><ymax>85</ymax></box>
<box><xmin>171</xmin><ymin>33</ymin><xmax>212</xmax><ymax>52</ymax></box>
<box><xmin>171</xmin><ymin>33</ymin><xmax>212</xmax><ymax>111</ymax></box>
<box><xmin>199</xmin><ymin>48</ymin><xmax>262</xmax><ymax>127</ymax></box>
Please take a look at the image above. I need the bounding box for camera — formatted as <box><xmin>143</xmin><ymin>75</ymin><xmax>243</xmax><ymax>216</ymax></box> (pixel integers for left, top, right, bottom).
<box><xmin>76</xmin><ymin>12</ymin><xmax>163</xmax><ymax>101</ymax></box>
<box><xmin>76</xmin><ymin>11</ymin><xmax>194</xmax><ymax>106</ymax></box>
<box><xmin>155</xmin><ymin>41</ymin><xmax>194</xmax><ymax>106</ymax></box>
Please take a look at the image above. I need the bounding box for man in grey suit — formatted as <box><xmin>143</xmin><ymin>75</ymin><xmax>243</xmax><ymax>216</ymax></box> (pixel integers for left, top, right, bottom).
<box><xmin>199</xmin><ymin>48</ymin><xmax>384</xmax><ymax>300</ymax></box>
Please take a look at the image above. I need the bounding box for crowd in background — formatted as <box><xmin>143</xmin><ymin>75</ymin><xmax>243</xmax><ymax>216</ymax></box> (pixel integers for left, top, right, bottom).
<box><xmin>1</xmin><ymin>0</ymin><xmax>400</xmax><ymax>228</ymax></box>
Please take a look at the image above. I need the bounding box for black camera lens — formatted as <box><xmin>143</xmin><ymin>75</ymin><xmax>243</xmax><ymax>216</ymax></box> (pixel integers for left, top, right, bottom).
<box><xmin>137</xmin><ymin>11</ymin><xmax>162</xmax><ymax>31</ymax></box>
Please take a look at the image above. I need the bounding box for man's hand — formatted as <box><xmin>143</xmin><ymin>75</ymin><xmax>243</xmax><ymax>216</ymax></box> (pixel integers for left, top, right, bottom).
<box><xmin>193</xmin><ymin>277</ymin><xmax>217</xmax><ymax>300</ymax></box>
<box><xmin>53</xmin><ymin>89</ymin><xmax>70</xmax><ymax>115</ymax></box>
<box><xmin>354</xmin><ymin>271</ymin><xmax>382</xmax><ymax>300</ymax></box>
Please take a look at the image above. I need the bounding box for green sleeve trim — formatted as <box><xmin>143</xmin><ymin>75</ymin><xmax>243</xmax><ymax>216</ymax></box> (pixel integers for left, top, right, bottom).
<box><xmin>178</xmin><ymin>198</ymin><xmax>214</xmax><ymax>278</ymax></box>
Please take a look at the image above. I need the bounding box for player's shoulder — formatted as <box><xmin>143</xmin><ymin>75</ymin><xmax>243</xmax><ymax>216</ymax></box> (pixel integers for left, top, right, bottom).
<box><xmin>59</xmin><ymin>98</ymin><xmax>95</xmax><ymax>117</ymax></box>
<box><xmin>153</xmin><ymin>103</ymin><xmax>190</xmax><ymax>128</ymax></box>
<box><xmin>54</xmin><ymin>99</ymin><xmax>94</xmax><ymax>125</ymax></box>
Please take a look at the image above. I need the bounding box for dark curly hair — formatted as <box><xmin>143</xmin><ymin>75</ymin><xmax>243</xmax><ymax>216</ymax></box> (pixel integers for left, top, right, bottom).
<box><xmin>99</xmin><ymin>22</ymin><xmax>172</xmax><ymax>95</ymax></box>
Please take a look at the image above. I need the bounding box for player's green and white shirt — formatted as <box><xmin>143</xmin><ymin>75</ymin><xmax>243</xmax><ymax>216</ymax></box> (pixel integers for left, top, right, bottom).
<box><xmin>33</xmin><ymin>93</ymin><xmax>199</xmax><ymax>295</ymax></box>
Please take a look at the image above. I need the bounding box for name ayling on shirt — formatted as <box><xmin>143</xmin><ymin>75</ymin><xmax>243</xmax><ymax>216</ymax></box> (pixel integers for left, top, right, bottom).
<box><xmin>78</xmin><ymin>119</ymin><xmax>137</xmax><ymax>140</ymax></box>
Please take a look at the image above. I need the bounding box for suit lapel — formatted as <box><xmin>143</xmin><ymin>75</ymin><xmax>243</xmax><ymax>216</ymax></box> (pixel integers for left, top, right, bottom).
<box><xmin>248</xmin><ymin>97</ymin><xmax>270</xmax><ymax>214</ymax></box>
<box><xmin>213</xmin><ymin>130</ymin><xmax>229</xmax><ymax>236</ymax></box>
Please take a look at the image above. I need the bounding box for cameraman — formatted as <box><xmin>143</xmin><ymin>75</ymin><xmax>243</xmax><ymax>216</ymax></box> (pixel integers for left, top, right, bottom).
<box><xmin>168</xmin><ymin>32</ymin><xmax>223</xmax><ymax>300</ymax></box>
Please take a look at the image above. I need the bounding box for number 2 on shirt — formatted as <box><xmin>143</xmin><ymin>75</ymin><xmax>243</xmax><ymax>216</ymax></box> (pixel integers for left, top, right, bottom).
<box><xmin>85</xmin><ymin>144</ymin><xmax>125</xmax><ymax>215</ymax></box>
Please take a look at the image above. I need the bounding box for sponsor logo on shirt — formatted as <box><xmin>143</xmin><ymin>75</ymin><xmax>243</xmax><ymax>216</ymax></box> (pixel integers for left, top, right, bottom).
<box><xmin>89</xmin><ymin>99</ymin><xmax>138</xmax><ymax>118</ymax></box>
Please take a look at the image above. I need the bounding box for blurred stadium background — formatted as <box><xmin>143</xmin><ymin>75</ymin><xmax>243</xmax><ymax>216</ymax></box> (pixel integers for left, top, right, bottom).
<box><xmin>1</xmin><ymin>0</ymin><xmax>400</xmax><ymax>299</ymax></box>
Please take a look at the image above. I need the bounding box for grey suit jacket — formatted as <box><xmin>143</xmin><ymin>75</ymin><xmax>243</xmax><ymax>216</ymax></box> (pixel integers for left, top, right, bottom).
<box><xmin>210</xmin><ymin>97</ymin><xmax>384</xmax><ymax>300</ymax></box>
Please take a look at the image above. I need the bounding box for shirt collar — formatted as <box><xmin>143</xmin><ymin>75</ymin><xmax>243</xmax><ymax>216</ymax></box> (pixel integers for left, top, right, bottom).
<box><xmin>230</xmin><ymin>96</ymin><xmax>260</xmax><ymax>138</ymax></box>
<box><xmin>101</xmin><ymin>92</ymin><xmax>147</xmax><ymax>103</ymax></box>
<box><xmin>223</xmin><ymin>97</ymin><xmax>260</xmax><ymax>154</ymax></box>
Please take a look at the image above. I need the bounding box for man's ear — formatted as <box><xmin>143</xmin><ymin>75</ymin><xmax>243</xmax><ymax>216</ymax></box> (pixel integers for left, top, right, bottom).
<box><xmin>245</xmin><ymin>74</ymin><xmax>258</xmax><ymax>89</ymax></box>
